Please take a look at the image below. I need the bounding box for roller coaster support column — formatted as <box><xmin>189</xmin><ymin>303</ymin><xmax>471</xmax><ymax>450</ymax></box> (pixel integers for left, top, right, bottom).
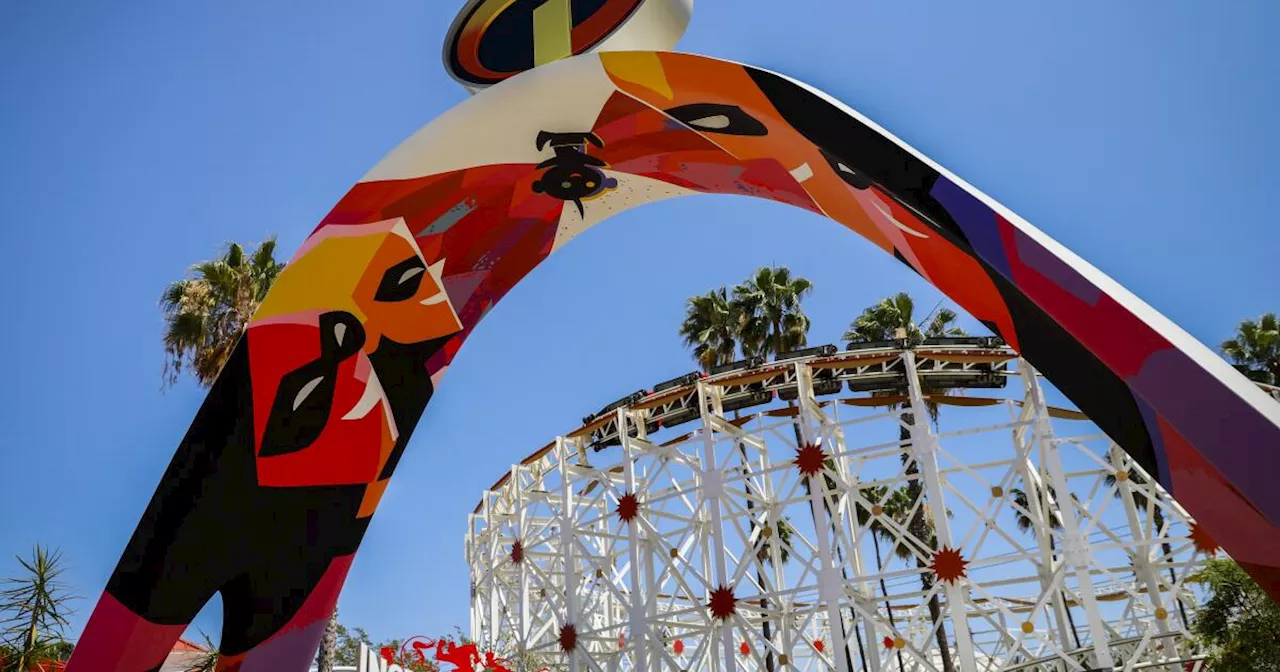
<box><xmin>696</xmin><ymin>381</ymin><xmax>738</xmax><ymax>672</ymax></box>
<box><xmin>1010</xmin><ymin>398</ymin><xmax>1077</xmax><ymax>654</ymax></box>
<box><xmin>618</xmin><ymin>407</ymin><xmax>650</xmax><ymax>671</ymax></box>
<box><xmin>902</xmin><ymin>351</ymin><xmax>978</xmax><ymax>671</ymax></box>
<box><xmin>756</xmin><ymin>422</ymin><xmax>797</xmax><ymax>669</ymax></box>
<box><xmin>513</xmin><ymin>463</ymin><xmax>531</xmax><ymax>660</ymax></box>
<box><xmin>1106</xmin><ymin>443</ymin><xmax>1180</xmax><ymax>668</ymax></box>
<box><xmin>481</xmin><ymin>492</ymin><xmax>502</xmax><ymax>652</ymax></box>
<box><xmin>558</xmin><ymin>436</ymin><xmax>583</xmax><ymax>672</ymax></box>
<box><xmin>793</xmin><ymin>364</ymin><xmax>852</xmax><ymax>672</ymax></box>
<box><xmin>466</xmin><ymin>513</ymin><xmax>478</xmax><ymax>644</ymax></box>
<box><xmin>1018</xmin><ymin>364</ymin><xmax>1115</xmax><ymax>670</ymax></box>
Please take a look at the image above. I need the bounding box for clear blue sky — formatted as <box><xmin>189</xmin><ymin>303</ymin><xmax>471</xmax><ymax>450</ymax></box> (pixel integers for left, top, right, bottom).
<box><xmin>1</xmin><ymin>0</ymin><xmax>1277</xmax><ymax>647</ymax></box>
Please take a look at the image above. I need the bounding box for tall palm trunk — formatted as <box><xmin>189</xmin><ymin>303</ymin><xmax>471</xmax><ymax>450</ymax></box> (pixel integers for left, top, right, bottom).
<box><xmin>900</xmin><ymin>416</ymin><xmax>956</xmax><ymax>672</ymax></box>
<box><xmin>316</xmin><ymin>609</ymin><xmax>339</xmax><ymax>672</ymax></box>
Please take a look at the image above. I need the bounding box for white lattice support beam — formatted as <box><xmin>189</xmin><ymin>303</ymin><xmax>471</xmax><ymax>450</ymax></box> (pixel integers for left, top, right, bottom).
<box><xmin>1018</xmin><ymin>364</ymin><xmax>1115</xmax><ymax>670</ymax></box>
<box><xmin>467</xmin><ymin>514</ymin><xmax>479</xmax><ymax>642</ymax></box>
<box><xmin>1106</xmin><ymin>443</ymin><xmax>1181</xmax><ymax>665</ymax></box>
<box><xmin>794</xmin><ymin>363</ymin><xmax>851</xmax><ymax>672</ymax></box>
<box><xmin>696</xmin><ymin>380</ymin><xmax>737</xmax><ymax>672</ymax></box>
<box><xmin>902</xmin><ymin>351</ymin><xmax>978</xmax><ymax>671</ymax></box>
<box><xmin>559</xmin><ymin>436</ymin><xmax>583</xmax><ymax>672</ymax></box>
<box><xmin>482</xmin><ymin>492</ymin><xmax>502</xmax><ymax>653</ymax></box>
<box><xmin>1010</xmin><ymin>397</ymin><xmax>1078</xmax><ymax>654</ymax></box>
<box><xmin>617</xmin><ymin>407</ymin><xmax>650</xmax><ymax>672</ymax></box>
<box><xmin>753</xmin><ymin>422</ymin><xmax>797</xmax><ymax>672</ymax></box>
<box><xmin>513</xmin><ymin>463</ymin><xmax>531</xmax><ymax>658</ymax></box>
<box><xmin>823</xmin><ymin>405</ymin><xmax>884</xmax><ymax>672</ymax></box>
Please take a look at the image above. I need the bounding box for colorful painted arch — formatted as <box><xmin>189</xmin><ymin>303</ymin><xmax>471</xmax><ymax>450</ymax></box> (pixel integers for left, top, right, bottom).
<box><xmin>70</xmin><ymin>50</ymin><xmax>1280</xmax><ymax>671</ymax></box>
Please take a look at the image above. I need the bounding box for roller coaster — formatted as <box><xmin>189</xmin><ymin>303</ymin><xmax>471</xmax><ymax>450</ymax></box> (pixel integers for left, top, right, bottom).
<box><xmin>467</xmin><ymin>340</ymin><xmax>1217</xmax><ymax>671</ymax></box>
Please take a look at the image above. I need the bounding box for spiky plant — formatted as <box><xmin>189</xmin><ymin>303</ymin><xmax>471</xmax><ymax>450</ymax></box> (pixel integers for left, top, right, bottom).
<box><xmin>0</xmin><ymin>546</ymin><xmax>75</xmax><ymax>672</ymax></box>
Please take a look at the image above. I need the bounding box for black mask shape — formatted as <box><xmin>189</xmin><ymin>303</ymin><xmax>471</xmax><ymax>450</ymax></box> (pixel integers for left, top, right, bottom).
<box><xmin>258</xmin><ymin>311</ymin><xmax>366</xmax><ymax>458</ymax></box>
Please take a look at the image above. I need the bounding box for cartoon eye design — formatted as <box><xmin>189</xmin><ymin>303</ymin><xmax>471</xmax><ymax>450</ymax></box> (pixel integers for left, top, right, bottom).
<box><xmin>665</xmin><ymin>103</ymin><xmax>768</xmax><ymax>136</ymax></box>
<box><xmin>374</xmin><ymin>256</ymin><xmax>428</xmax><ymax>302</ymax></box>
<box><xmin>259</xmin><ymin>312</ymin><xmax>366</xmax><ymax>458</ymax></box>
<box><xmin>820</xmin><ymin>148</ymin><xmax>873</xmax><ymax>190</ymax></box>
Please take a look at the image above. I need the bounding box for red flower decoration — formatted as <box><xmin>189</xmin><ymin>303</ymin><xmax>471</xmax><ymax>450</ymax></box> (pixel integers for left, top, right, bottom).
<box><xmin>616</xmin><ymin>492</ymin><xmax>640</xmax><ymax>524</ymax></box>
<box><xmin>814</xmin><ymin>639</ymin><xmax>824</xmax><ymax>653</ymax></box>
<box><xmin>708</xmin><ymin>584</ymin><xmax>738</xmax><ymax>621</ymax></box>
<box><xmin>929</xmin><ymin>546</ymin><xmax>969</xmax><ymax>584</ymax></box>
<box><xmin>883</xmin><ymin>636</ymin><xmax>895</xmax><ymax>649</ymax></box>
<box><xmin>510</xmin><ymin>540</ymin><xmax>524</xmax><ymax>564</ymax></box>
<box><xmin>673</xmin><ymin>639</ymin><xmax>684</xmax><ymax>655</ymax></box>
<box><xmin>559</xmin><ymin>623</ymin><xmax>578</xmax><ymax>652</ymax></box>
<box><xmin>740</xmin><ymin>641</ymin><xmax>750</xmax><ymax>655</ymax></box>
<box><xmin>794</xmin><ymin>442</ymin><xmax>827</xmax><ymax>478</ymax></box>
<box><xmin>1189</xmin><ymin>522</ymin><xmax>1219</xmax><ymax>556</ymax></box>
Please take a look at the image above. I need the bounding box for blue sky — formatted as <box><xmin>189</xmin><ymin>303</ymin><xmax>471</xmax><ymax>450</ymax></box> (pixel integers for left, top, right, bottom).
<box><xmin>1</xmin><ymin>0</ymin><xmax>1277</xmax><ymax>648</ymax></box>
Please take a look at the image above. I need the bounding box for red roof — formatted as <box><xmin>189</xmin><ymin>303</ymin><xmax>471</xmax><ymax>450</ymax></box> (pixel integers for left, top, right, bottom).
<box><xmin>171</xmin><ymin>638</ymin><xmax>208</xmax><ymax>654</ymax></box>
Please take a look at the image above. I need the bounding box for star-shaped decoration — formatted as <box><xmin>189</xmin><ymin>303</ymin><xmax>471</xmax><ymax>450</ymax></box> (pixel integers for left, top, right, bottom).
<box><xmin>929</xmin><ymin>546</ymin><xmax>969</xmax><ymax>584</ymax></box>
<box><xmin>616</xmin><ymin>492</ymin><xmax>640</xmax><ymax>524</ymax></box>
<box><xmin>794</xmin><ymin>442</ymin><xmax>828</xmax><ymax>478</ymax></box>
<box><xmin>510</xmin><ymin>540</ymin><xmax>524</xmax><ymax>565</ymax></box>
<box><xmin>1189</xmin><ymin>522</ymin><xmax>1219</xmax><ymax>556</ymax></box>
<box><xmin>707</xmin><ymin>584</ymin><xmax>738</xmax><ymax>621</ymax></box>
<box><xmin>813</xmin><ymin>639</ymin><xmax>825</xmax><ymax>653</ymax></box>
<box><xmin>558</xmin><ymin>623</ymin><xmax>578</xmax><ymax>653</ymax></box>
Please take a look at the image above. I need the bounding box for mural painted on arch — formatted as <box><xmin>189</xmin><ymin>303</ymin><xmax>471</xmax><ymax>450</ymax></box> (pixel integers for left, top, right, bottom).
<box><xmin>70</xmin><ymin>2</ymin><xmax>1280</xmax><ymax>671</ymax></box>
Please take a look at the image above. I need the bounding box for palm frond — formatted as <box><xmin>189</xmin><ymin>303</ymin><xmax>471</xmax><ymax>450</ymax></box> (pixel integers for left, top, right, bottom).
<box><xmin>731</xmin><ymin>266</ymin><xmax>813</xmax><ymax>358</ymax></box>
<box><xmin>161</xmin><ymin>239</ymin><xmax>283</xmax><ymax>389</ymax></box>
<box><xmin>1221</xmin><ymin>312</ymin><xmax>1280</xmax><ymax>384</ymax></box>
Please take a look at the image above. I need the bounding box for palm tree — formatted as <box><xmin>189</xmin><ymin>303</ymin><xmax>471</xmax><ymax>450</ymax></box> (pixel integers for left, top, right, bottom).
<box><xmin>844</xmin><ymin>292</ymin><xmax>964</xmax><ymax>351</ymax></box>
<box><xmin>316</xmin><ymin>606</ymin><xmax>340</xmax><ymax>672</ymax></box>
<box><xmin>1009</xmin><ymin>487</ymin><xmax>1082</xmax><ymax>649</ymax></box>
<box><xmin>1104</xmin><ymin>468</ymin><xmax>1189</xmax><ymax>628</ymax></box>
<box><xmin>0</xmin><ymin>546</ymin><xmax>75</xmax><ymax>672</ymax></box>
<box><xmin>731</xmin><ymin>266</ymin><xmax>813</xmax><ymax>359</ymax></box>
<box><xmin>679</xmin><ymin>286</ymin><xmax>740</xmax><ymax>372</ymax></box>
<box><xmin>1221</xmin><ymin>312</ymin><xmax>1279</xmax><ymax>386</ymax></box>
<box><xmin>161</xmin><ymin>238</ymin><xmax>284</xmax><ymax>387</ymax></box>
<box><xmin>844</xmin><ymin>292</ymin><xmax>969</xmax><ymax>672</ymax></box>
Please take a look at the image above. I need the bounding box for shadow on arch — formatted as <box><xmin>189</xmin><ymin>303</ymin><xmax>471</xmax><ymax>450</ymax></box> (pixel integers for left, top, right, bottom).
<box><xmin>70</xmin><ymin>50</ymin><xmax>1280</xmax><ymax>671</ymax></box>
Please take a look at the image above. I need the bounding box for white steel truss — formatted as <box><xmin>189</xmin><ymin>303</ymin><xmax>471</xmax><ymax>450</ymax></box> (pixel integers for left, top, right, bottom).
<box><xmin>466</xmin><ymin>344</ymin><xmax>1222</xmax><ymax>672</ymax></box>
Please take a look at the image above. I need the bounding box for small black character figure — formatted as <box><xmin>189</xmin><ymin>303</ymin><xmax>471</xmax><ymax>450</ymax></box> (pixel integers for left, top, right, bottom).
<box><xmin>532</xmin><ymin>131</ymin><xmax>618</xmax><ymax>216</ymax></box>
